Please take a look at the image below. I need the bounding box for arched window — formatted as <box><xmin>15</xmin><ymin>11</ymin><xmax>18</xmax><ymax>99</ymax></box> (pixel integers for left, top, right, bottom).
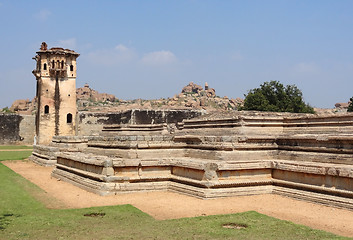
<box><xmin>52</xmin><ymin>60</ymin><xmax>55</xmax><ymax>68</ymax></box>
<box><xmin>70</xmin><ymin>65</ymin><xmax>74</xmax><ymax>71</ymax></box>
<box><xmin>61</xmin><ymin>60</ymin><xmax>64</xmax><ymax>69</ymax></box>
<box><xmin>43</xmin><ymin>63</ymin><xmax>47</xmax><ymax>70</ymax></box>
<box><xmin>44</xmin><ymin>105</ymin><xmax>49</xmax><ymax>114</ymax></box>
<box><xmin>67</xmin><ymin>113</ymin><xmax>72</xmax><ymax>123</ymax></box>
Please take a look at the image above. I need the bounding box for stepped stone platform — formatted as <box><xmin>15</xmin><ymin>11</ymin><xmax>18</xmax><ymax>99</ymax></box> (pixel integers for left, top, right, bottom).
<box><xmin>31</xmin><ymin>112</ymin><xmax>353</xmax><ymax>210</ymax></box>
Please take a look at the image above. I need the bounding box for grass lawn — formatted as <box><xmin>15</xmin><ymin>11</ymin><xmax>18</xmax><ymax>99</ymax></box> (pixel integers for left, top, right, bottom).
<box><xmin>0</xmin><ymin>145</ymin><xmax>33</xmax><ymax>150</ymax></box>
<box><xmin>0</xmin><ymin>149</ymin><xmax>350</xmax><ymax>239</ymax></box>
<box><xmin>0</xmin><ymin>151</ymin><xmax>32</xmax><ymax>161</ymax></box>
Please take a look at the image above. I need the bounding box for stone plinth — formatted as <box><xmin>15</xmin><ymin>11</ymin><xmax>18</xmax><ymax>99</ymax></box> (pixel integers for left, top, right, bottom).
<box><xmin>29</xmin><ymin>112</ymin><xmax>353</xmax><ymax>210</ymax></box>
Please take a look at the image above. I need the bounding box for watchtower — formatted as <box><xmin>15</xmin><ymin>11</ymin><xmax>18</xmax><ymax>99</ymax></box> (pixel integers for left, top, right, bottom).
<box><xmin>32</xmin><ymin>42</ymin><xmax>80</xmax><ymax>145</ymax></box>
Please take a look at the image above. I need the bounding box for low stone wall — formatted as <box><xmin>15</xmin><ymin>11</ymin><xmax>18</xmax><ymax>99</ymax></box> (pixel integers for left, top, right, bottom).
<box><xmin>29</xmin><ymin>145</ymin><xmax>59</xmax><ymax>166</ymax></box>
<box><xmin>178</xmin><ymin>116</ymin><xmax>284</xmax><ymax>136</ymax></box>
<box><xmin>29</xmin><ymin>136</ymin><xmax>88</xmax><ymax>166</ymax></box>
<box><xmin>52</xmin><ymin>151</ymin><xmax>274</xmax><ymax>197</ymax></box>
<box><xmin>102</xmin><ymin>123</ymin><xmax>167</xmax><ymax>136</ymax></box>
<box><xmin>283</xmin><ymin>114</ymin><xmax>353</xmax><ymax>134</ymax></box>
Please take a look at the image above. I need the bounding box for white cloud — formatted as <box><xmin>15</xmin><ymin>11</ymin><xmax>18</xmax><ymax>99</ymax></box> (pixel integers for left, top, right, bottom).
<box><xmin>115</xmin><ymin>44</ymin><xmax>129</xmax><ymax>52</ymax></box>
<box><xmin>57</xmin><ymin>38</ymin><xmax>77</xmax><ymax>49</ymax></box>
<box><xmin>141</xmin><ymin>50</ymin><xmax>177</xmax><ymax>66</ymax></box>
<box><xmin>35</xmin><ymin>9</ymin><xmax>51</xmax><ymax>21</ymax></box>
<box><xmin>293</xmin><ymin>62</ymin><xmax>320</xmax><ymax>74</ymax></box>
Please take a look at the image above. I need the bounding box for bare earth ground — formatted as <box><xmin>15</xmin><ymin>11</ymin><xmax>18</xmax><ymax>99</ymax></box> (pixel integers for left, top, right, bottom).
<box><xmin>3</xmin><ymin>160</ymin><xmax>353</xmax><ymax>238</ymax></box>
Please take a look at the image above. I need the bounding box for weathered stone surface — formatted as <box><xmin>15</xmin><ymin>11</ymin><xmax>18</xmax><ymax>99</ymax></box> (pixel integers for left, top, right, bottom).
<box><xmin>79</xmin><ymin>110</ymin><xmax>202</xmax><ymax>136</ymax></box>
<box><xmin>0</xmin><ymin>114</ymin><xmax>23</xmax><ymax>144</ymax></box>
<box><xmin>0</xmin><ymin>114</ymin><xmax>34</xmax><ymax>145</ymax></box>
<box><xmin>28</xmin><ymin>111</ymin><xmax>353</xmax><ymax>210</ymax></box>
<box><xmin>29</xmin><ymin>145</ymin><xmax>59</xmax><ymax>166</ymax></box>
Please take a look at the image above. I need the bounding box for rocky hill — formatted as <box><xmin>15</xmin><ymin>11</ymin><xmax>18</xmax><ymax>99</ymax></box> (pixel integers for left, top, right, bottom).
<box><xmin>7</xmin><ymin>99</ymin><xmax>36</xmax><ymax>115</ymax></box>
<box><xmin>3</xmin><ymin>82</ymin><xmax>349</xmax><ymax>114</ymax></box>
<box><xmin>3</xmin><ymin>82</ymin><xmax>244</xmax><ymax>114</ymax></box>
<box><xmin>77</xmin><ymin>82</ymin><xmax>244</xmax><ymax>113</ymax></box>
<box><xmin>76</xmin><ymin>84</ymin><xmax>116</xmax><ymax>102</ymax></box>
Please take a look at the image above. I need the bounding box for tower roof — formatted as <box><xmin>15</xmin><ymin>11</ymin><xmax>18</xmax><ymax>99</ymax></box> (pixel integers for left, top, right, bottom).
<box><xmin>36</xmin><ymin>42</ymin><xmax>79</xmax><ymax>57</ymax></box>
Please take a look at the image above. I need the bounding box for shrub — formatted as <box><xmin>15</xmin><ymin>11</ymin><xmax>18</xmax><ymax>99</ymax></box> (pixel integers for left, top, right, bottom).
<box><xmin>348</xmin><ymin>97</ymin><xmax>353</xmax><ymax>112</ymax></box>
<box><xmin>241</xmin><ymin>81</ymin><xmax>314</xmax><ymax>113</ymax></box>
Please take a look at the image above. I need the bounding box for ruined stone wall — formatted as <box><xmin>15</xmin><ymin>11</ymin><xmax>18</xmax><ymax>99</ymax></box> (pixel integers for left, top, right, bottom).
<box><xmin>19</xmin><ymin>115</ymin><xmax>35</xmax><ymax>145</ymax></box>
<box><xmin>78</xmin><ymin>110</ymin><xmax>202</xmax><ymax>136</ymax></box>
<box><xmin>3</xmin><ymin>112</ymin><xmax>353</xmax><ymax>146</ymax></box>
<box><xmin>0</xmin><ymin>110</ymin><xmax>202</xmax><ymax>145</ymax></box>
<box><xmin>78</xmin><ymin>111</ymin><xmax>132</xmax><ymax>136</ymax></box>
<box><xmin>0</xmin><ymin>114</ymin><xmax>22</xmax><ymax>144</ymax></box>
<box><xmin>131</xmin><ymin>109</ymin><xmax>202</xmax><ymax>124</ymax></box>
<box><xmin>0</xmin><ymin>114</ymin><xmax>35</xmax><ymax>145</ymax></box>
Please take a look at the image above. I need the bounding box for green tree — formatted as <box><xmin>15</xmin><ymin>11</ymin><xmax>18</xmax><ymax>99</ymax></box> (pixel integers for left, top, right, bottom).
<box><xmin>348</xmin><ymin>97</ymin><xmax>353</xmax><ymax>112</ymax></box>
<box><xmin>241</xmin><ymin>81</ymin><xmax>314</xmax><ymax>113</ymax></box>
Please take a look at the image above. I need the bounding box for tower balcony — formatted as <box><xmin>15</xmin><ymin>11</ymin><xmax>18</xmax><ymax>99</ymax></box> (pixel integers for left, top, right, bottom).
<box><xmin>49</xmin><ymin>68</ymin><xmax>67</xmax><ymax>78</ymax></box>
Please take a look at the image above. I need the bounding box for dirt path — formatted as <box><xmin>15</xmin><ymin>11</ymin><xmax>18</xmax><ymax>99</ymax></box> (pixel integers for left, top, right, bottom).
<box><xmin>3</xmin><ymin>160</ymin><xmax>353</xmax><ymax>238</ymax></box>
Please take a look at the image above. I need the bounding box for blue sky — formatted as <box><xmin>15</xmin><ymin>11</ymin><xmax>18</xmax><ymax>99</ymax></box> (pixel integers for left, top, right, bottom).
<box><xmin>0</xmin><ymin>0</ymin><xmax>353</xmax><ymax>109</ymax></box>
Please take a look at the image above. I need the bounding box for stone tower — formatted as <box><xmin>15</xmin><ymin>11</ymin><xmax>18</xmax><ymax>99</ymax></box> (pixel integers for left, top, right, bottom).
<box><xmin>32</xmin><ymin>42</ymin><xmax>80</xmax><ymax>145</ymax></box>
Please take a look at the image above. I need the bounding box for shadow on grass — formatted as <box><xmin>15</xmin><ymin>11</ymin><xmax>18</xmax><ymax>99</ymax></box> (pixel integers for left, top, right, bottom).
<box><xmin>0</xmin><ymin>213</ymin><xmax>21</xmax><ymax>231</ymax></box>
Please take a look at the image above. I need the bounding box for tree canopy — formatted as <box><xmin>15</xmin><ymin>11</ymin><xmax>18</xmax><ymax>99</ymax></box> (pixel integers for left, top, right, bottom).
<box><xmin>348</xmin><ymin>97</ymin><xmax>353</xmax><ymax>112</ymax></box>
<box><xmin>241</xmin><ymin>81</ymin><xmax>314</xmax><ymax>113</ymax></box>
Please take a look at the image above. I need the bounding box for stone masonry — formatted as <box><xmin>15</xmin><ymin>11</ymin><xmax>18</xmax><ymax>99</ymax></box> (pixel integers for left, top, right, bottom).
<box><xmin>30</xmin><ymin>112</ymin><xmax>353</xmax><ymax>210</ymax></box>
